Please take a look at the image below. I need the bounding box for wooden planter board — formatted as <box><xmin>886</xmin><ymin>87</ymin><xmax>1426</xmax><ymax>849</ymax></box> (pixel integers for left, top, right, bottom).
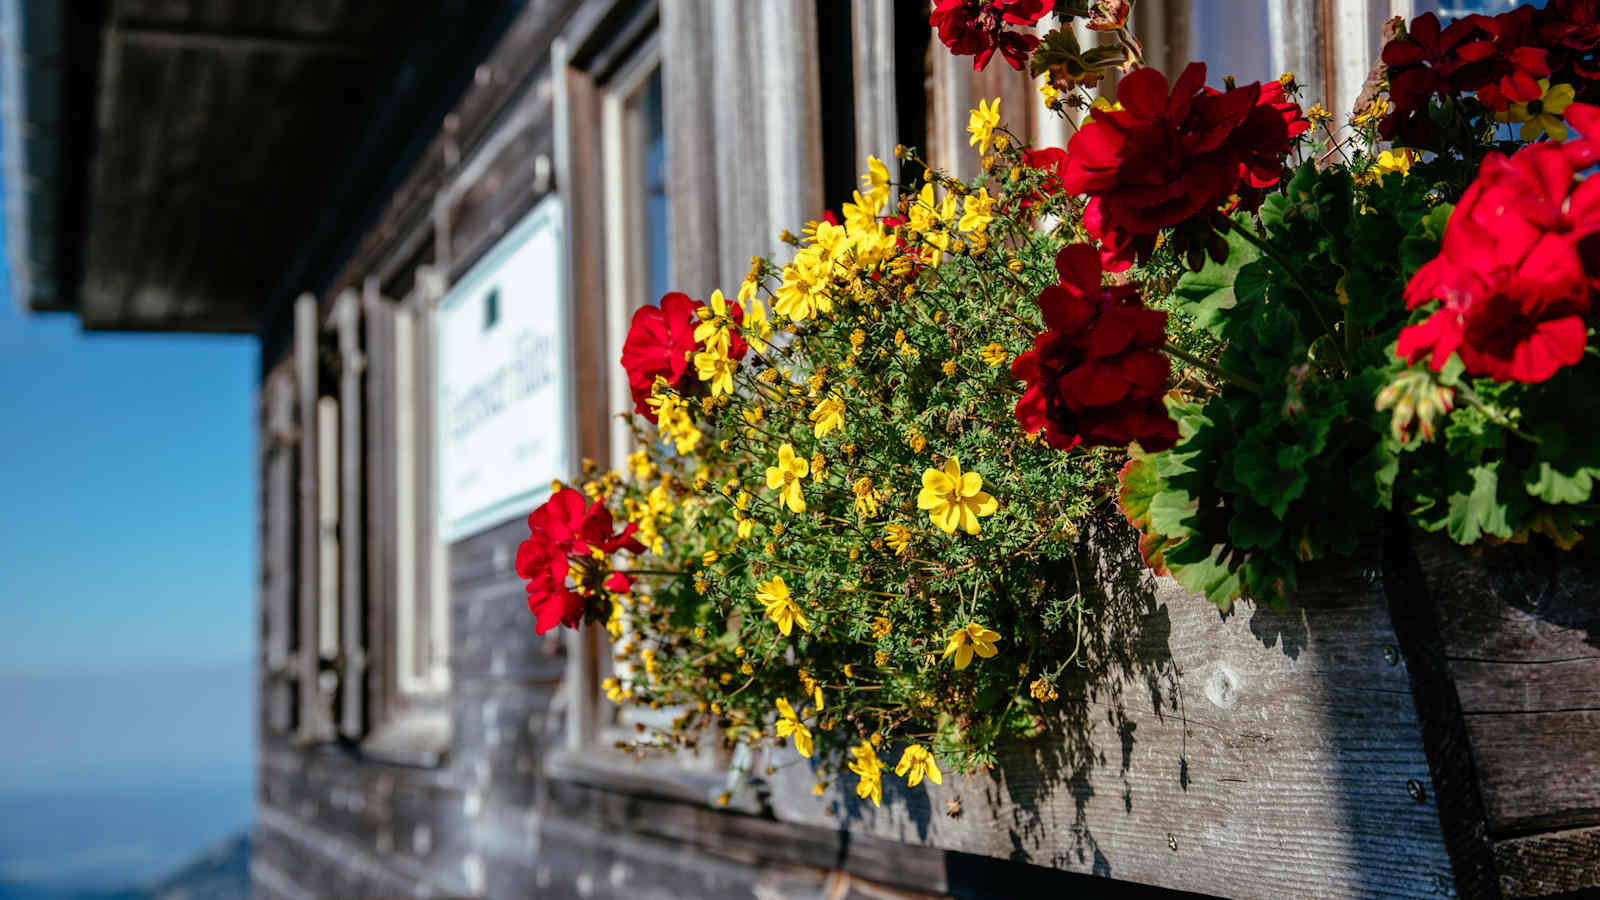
<box><xmin>1404</xmin><ymin>536</ymin><xmax>1600</xmax><ymax>899</ymax></box>
<box><xmin>758</xmin><ymin>535</ymin><xmax>1456</xmax><ymax>899</ymax></box>
<box><xmin>740</xmin><ymin>531</ymin><xmax>1597</xmax><ymax>899</ymax></box>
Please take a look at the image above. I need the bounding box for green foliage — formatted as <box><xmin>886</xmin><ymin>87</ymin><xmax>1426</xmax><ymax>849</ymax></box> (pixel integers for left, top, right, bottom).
<box><xmin>1126</xmin><ymin>162</ymin><xmax>1440</xmax><ymax>607</ymax></box>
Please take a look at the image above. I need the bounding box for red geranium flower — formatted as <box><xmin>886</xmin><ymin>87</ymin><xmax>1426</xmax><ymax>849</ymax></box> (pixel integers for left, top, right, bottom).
<box><xmin>1397</xmin><ymin>140</ymin><xmax>1600</xmax><ymax>383</ymax></box>
<box><xmin>1060</xmin><ymin>62</ymin><xmax>1306</xmax><ymax>271</ymax></box>
<box><xmin>619</xmin><ymin>292</ymin><xmax>748</xmax><ymax>421</ymax></box>
<box><xmin>1012</xmin><ymin>244</ymin><xmax>1179</xmax><ymax>451</ymax></box>
<box><xmin>1539</xmin><ymin>0</ymin><xmax>1600</xmax><ymax>86</ymax></box>
<box><xmin>929</xmin><ymin>0</ymin><xmax>1050</xmax><ymax>71</ymax></box>
<box><xmin>517</xmin><ymin>488</ymin><xmax>644</xmax><ymax>634</ymax></box>
<box><xmin>620</xmin><ymin>292</ymin><xmax>700</xmax><ymax>421</ymax></box>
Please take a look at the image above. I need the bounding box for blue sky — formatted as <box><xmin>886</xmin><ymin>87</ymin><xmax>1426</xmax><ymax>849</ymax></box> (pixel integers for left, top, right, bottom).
<box><xmin>0</xmin><ymin>244</ymin><xmax>257</xmax><ymax>677</ymax></box>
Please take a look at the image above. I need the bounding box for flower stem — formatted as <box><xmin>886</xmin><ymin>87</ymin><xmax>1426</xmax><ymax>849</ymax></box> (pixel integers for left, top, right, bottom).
<box><xmin>1161</xmin><ymin>342</ymin><xmax>1264</xmax><ymax>394</ymax></box>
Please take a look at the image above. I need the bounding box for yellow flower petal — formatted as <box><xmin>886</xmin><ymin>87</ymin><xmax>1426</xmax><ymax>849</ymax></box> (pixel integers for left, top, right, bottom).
<box><xmin>1545</xmin><ymin>82</ymin><xmax>1576</xmax><ymax>115</ymax></box>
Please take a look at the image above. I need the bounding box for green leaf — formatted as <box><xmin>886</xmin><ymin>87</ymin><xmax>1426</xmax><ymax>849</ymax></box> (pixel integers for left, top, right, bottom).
<box><xmin>1228</xmin><ymin>499</ymin><xmax>1283</xmax><ymax>549</ymax></box>
<box><xmin>1164</xmin><ymin>539</ymin><xmax>1245</xmax><ymax>611</ymax></box>
<box><xmin>1171</xmin><ymin>221</ymin><xmax>1263</xmax><ymax>339</ymax></box>
<box><xmin>1446</xmin><ymin>463</ymin><xmax>1514</xmax><ymax>544</ymax></box>
<box><xmin>1525</xmin><ymin>463</ymin><xmax>1596</xmax><ymax>505</ymax></box>
<box><xmin>1400</xmin><ymin>203</ymin><xmax>1452</xmax><ymax>277</ymax></box>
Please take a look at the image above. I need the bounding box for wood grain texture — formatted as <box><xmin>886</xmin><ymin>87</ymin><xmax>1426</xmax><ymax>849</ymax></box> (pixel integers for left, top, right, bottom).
<box><xmin>1492</xmin><ymin>824</ymin><xmax>1600</xmax><ymax>897</ymax></box>
<box><xmin>661</xmin><ymin>0</ymin><xmax>723</xmax><ymax>299</ymax></box>
<box><xmin>336</xmin><ymin>290</ymin><xmax>368</xmax><ymax>740</ymax></box>
<box><xmin>758</xmin><ymin>532</ymin><xmax>1455</xmax><ymax>899</ymax></box>
<box><xmin>1411</xmin><ymin>536</ymin><xmax>1600</xmax><ymax>843</ymax></box>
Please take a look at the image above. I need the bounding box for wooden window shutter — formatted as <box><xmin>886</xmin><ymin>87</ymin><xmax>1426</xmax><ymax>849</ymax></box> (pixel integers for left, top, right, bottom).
<box><xmin>294</xmin><ymin>294</ymin><xmax>336</xmax><ymax>742</ymax></box>
<box><xmin>362</xmin><ymin>279</ymin><xmax>399</xmax><ymax>722</ymax></box>
<box><xmin>335</xmin><ymin>288</ymin><xmax>369</xmax><ymax>740</ymax></box>
<box><xmin>263</xmin><ymin>369</ymin><xmax>299</xmax><ymax>735</ymax></box>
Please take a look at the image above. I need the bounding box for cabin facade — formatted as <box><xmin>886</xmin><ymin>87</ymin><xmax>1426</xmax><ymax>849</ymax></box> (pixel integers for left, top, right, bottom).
<box><xmin>6</xmin><ymin>1</ymin><xmax>1597</xmax><ymax>898</ymax></box>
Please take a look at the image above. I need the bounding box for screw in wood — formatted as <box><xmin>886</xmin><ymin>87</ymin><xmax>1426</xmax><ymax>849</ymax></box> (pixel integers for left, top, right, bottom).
<box><xmin>1406</xmin><ymin>779</ymin><xmax>1426</xmax><ymax>802</ymax></box>
<box><xmin>1166</xmin><ymin>833</ymin><xmax>1178</xmax><ymax>851</ymax></box>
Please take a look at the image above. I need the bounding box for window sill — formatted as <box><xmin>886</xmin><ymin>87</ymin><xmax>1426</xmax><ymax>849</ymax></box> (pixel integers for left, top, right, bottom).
<box><xmin>541</xmin><ymin>744</ymin><xmax>765</xmax><ymax>816</ymax></box>
<box><xmin>358</xmin><ymin>709</ymin><xmax>451</xmax><ymax>768</ymax></box>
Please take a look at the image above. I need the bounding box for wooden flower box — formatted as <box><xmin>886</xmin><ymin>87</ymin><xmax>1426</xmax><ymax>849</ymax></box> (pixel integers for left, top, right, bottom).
<box><xmin>744</xmin><ymin>529</ymin><xmax>1600</xmax><ymax>899</ymax></box>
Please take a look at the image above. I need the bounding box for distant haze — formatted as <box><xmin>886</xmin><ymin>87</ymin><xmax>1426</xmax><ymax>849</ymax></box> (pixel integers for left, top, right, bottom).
<box><xmin>0</xmin><ymin>661</ymin><xmax>253</xmax><ymax>892</ymax></box>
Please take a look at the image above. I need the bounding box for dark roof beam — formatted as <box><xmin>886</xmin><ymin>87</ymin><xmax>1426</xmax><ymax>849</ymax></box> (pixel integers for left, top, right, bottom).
<box><xmin>113</xmin><ymin>21</ymin><xmax>377</xmax><ymax>60</ymax></box>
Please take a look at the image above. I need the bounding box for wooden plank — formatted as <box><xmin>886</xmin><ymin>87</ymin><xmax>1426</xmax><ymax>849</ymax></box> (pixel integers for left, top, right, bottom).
<box><xmin>295</xmin><ymin>294</ymin><xmax>334</xmax><ymax>742</ymax></box>
<box><xmin>660</xmin><ymin>0</ymin><xmax>722</xmax><ymax>298</ymax></box>
<box><xmin>1412</xmin><ymin>536</ymin><xmax>1600</xmax><ymax>844</ymax></box>
<box><xmin>758</xmin><ymin>1</ymin><xmax>825</xmax><ymax>264</ymax></box>
<box><xmin>265</xmin><ymin>367</ymin><xmax>298</xmax><ymax>735</ymax></box>
<box><xmin>758</xmin><ymin>530</ymin><xmax>1455</xmax><ymax>899</ymax></box>
<box><xmin>363</xmin><ymin>281</ymin><xmax>396</xmax><ymax>726</ymax></box>
<box><xmin>1451</xmin><ymin>658</ymin><xmax>1600</xmax><ymax>714</ymax></box>
<box><xmin>1493</xmin><ymin>824</ymin><xmax>1600</xmax><ymax>898</ymax></box>
<box><xmin>709</xmin><ymin>1</ymin><xmax>770</xmax><ymax>294</ymax></box>
<box><xmin>1465</xmin><ymin>711</ymin><xmax>1600</xmax><ymax>837</ymax></box>
<box><xmin>851</xmin><ymin>0</ymin><xmax>900</xmax><ymax>179</ymax></box>
<box><xmin>336</xmin><ymin>289</ymin><xmax>368</xmax><ymax>740</ymax></box>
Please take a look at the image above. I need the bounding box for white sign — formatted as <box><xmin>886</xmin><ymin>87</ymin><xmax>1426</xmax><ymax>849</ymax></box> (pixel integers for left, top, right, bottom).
<box><xmin>436</xmin><ymin>195</ymin><xmax>572</xmax><ymax>541</ymax></box>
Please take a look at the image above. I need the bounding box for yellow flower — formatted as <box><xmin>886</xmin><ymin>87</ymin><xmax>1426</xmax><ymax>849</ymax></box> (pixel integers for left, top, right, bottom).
<box><xmin>810</xmin><ymin>452</ymin><xmax>826</xmax><ymax>480</ymax></box>
<box><xmin>861</xmin><ymin>155</ymin><xmax>891</xmax><ymax>208</ymax></box>
<box><xmin>941</xmin><ymin>623</ymin><xmax>1002</xmax><ymax>670</ymax></box>
<box><xmin>874</xmin><ymin>650</ymin><xmax>889</xmax><ymax>666</ymax></box>
<box><xmin>849</xmin><ymin>741</ymin><xmax>885</xmax><ymax>807</ymax></box>
<box><xmin>744</xmin><ymin>295</ymin><xmax>772</xmax><ymax>353</ymax></box>
<box><xmin>871</xmin><ymin>616</ymin><xmax>892</xmax><ymax>638</ymax></box>
<box><xmin>1030</xmin><ymin>678</ymin><xmax>1060</xmax><ymax>702</ymax></box>
<box><xmin>693</xmin><ymin>343</ymin><xmax>737</xmax><ymax>397</ymax></box>
<box><xmin>693</xmin><ymin>288</ymin><xmax>735</xmax><ymax>347</ymax></box>
<box><xmin>1498</xmin><ymin>79</ymin><xmax>1576</xmax><ymax>141</ymax></box>
<box><xmin>775</xmin><ymin>698</ymin><xmax>814</xmax><ymax>757</ymax></box>
<box><xmin>1306</xmin><ymin>102</ymin><xmax>1332</xmax><ymax>126</ymax></box>
<box><xmin>968</xmin><ymin>97</ymin><xmax>1001</xmax><ymax>153</ymax></box>
<box><xmin>917</xmin><ymin>456</ymin><xmax>997</xmax><ymax>535</ymax></box>
<box><xmin>979</xmin><ymin>343</ymin><xmax>1009</xmax><ymax>367</ymax></box>
<box><xmin>1351</xmin><ymin>95</ymin><xmax>1390</xmax><ymax>126</ymax></box>
<box><xmin>884</xmin><ymin>524</ymin><xmax>913</xmax><ymax>557</ymax></box>
<box><xmin>894</xmin><ymin>744</ymin><xmax>943</xmax><ymax>787</ymax></box>
<box><xmin>958</xmin><ymin>187</ymin><xmax>994</xmax><ymax>235</ymax></box>
<box><xmin>810</xmin><ymin>394</ymin><xmax>845</xmax><ymax>437</ymax></box>
<box><xmin>1082</xmin><ymin>96</ymin><xmax>1122</xmax><ymax>126</ymax></box>
<box><xmin>1374</xmin><ymin>148</ymin><xmax>1417</xmax><ymax>177</ymax></box>
<box><xmin>1039</xmin><ymin>80</ymin><xmax>1061</xmax><ymax>109</ymax></box>
<box><xmin>765</xmin><ymin>443</ymin><xmax>809</xmax><ymax>513</ymax></box>
<box><xmin>853</xmin><ymin>476</ymin><xmax>880</xmax><ymax>519</ymax></box>
<box><xmin>757</xmin><ymin>576</ymin><xmax>809</xmax><ymax>637</ymax></box>
<box><xmin>906</xmin><ymin>429</ymin><xmax>926</xmax><ymax>453</ymax></box>
<box><xmin>941</xmin><ymin>359</ymin><xmax>958</xmax><ymax>377</ymax></box>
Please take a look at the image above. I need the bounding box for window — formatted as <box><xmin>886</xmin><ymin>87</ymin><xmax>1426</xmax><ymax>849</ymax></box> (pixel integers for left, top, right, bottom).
<box><xmin>603</xmin><ymin>47</ymin><xmax>669</xmax><ymax>469</ymax></box>
<box><xmin>281</xmin><ymin>281</ymin><xmax>450</xmax><ymax>761</ymax></box>
<box><xmin>360</xmin><ymin>270</ymin><xmax>452</xmax><ymax>765</ymax></box>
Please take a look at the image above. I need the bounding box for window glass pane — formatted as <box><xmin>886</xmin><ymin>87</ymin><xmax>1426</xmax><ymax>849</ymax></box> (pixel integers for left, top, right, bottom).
<box><xmin>1431</xmin><ymin>0</ymin><xmax>1539</xmax><ymax>20</ymax></box>
<box><xmin>1191</xmin><ymin>3</ymin><xmax>1274</xmax><ymax>82</ymax></box>
<box><xmin>641</xmin><ymin>68</ymin><xmax>671</xmax><ymax>304</ymax></box>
